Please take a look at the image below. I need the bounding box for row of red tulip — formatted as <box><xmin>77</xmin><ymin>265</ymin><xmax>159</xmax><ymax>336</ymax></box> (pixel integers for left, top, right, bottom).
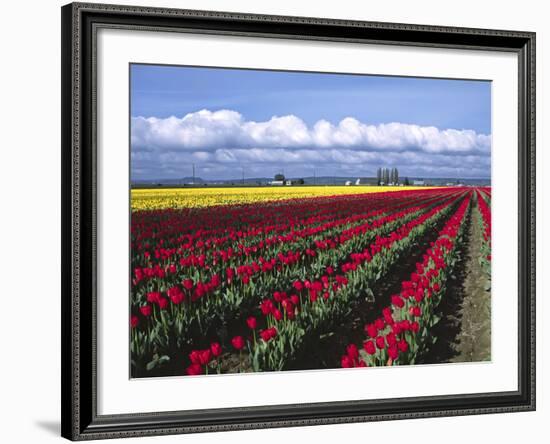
<box><xmin>340</xmin><ymin>191</ymin><xmax>472</xmax><ymax>368</ymax></box>
<box><xmin>475</xmin><ymin>189</ymin><xmax>491</xmax><ymax>279</ymax></box>
<box><xmin>476</xmin><ymin>189</ymin><xmax>491</xmax><ymax>248</ymax></box>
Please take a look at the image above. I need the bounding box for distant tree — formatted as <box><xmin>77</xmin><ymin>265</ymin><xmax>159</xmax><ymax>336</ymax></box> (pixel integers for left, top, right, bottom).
<box><xmin>274</xmin><ymin>173</ymin><xmax>285</xmax><ymax>181</ymax></box>
<box><xmin>390</xmin><ymin>167</ymin><xmax>399</xmax><ymax>185</ymax></box>
<box><xmin>404</xmin><ymin>177</ymin><xmax>410</xmax><ymax>186</ymax></box>
<box><xmin>376</xmin><ymin>167</ymin><xmax>382</xmax><ymax>186</ymax></box>
<box><xmin>383</xmin><ymin>168</ymin><xmax>390</xmax><ymax>185</ymax></box>
<box><xmin>297</xmin><ymin>178</ymin><xmax>305</xmax><ymax>185</ymax></box>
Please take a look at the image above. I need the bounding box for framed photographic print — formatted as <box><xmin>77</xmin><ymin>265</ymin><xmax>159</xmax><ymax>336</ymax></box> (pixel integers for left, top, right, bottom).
<box><xmin>61</xmin><ymin>2</ymin><xmax>536</xmax><ymax>440</ymax></box>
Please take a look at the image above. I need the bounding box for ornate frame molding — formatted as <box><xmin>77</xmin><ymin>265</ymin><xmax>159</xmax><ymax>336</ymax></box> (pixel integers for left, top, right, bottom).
<box><xmin>61</xmin><ymin>3</ymin><xmax>535</xmax><ymax>440</ymax></box>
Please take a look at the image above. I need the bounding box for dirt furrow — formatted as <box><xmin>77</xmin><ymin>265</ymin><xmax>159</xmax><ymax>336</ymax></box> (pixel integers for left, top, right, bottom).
<box><xmin>420</xmin><ymin>202</ymin><xmax>491</xmax><ymax>364</ymax></box>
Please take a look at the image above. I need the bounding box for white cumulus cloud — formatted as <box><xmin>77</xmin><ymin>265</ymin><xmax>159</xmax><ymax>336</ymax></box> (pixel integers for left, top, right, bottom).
<box><xmin>131</xmin><ymin>109</ymin><xmax>491</xmax><ymax>155</ymax></box>
<box><xmin>131</xmin><ymin>109</ymin><xmax>491</xmax><ymax>180</ymax></box>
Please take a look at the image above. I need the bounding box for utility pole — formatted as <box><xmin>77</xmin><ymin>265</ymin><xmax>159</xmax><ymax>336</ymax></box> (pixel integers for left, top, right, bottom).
<box><xmin>242</xmin><ymin>167</ymin><xmax>245</xmax><ymax>185</ymax></box>
<box><xmin>313</xmin><ymin>167</ymin><xmax>316</xmax><ymax>185</ymax></box>
<box><xmin>192</xmin><ymin>163</ymin><xmax>195</xmax><ymax>185</ymax></box>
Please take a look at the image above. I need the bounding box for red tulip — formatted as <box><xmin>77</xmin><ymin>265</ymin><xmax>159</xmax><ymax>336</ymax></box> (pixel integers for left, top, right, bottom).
<box><xmin>246</xmin><ymin>316</ymin><xmax>257</xmax><ymax>330</ymax></box>
<box><xmin>167</xmin><ymin>286</ymin><xmax>185</xmax><ymax>304</ymax></box>
<box><xmin>341</xmin><ymin>355</ymin><xmax>354</xmax><ymax>368</ymax></box>
<box><xmin>409</xmin><ymin>306</ymin><xmax>421</xmax><ymax>317</ymax></box>
<box><xmin>364</xmin><ymin>340</ymin><xmax>376</xmax><ymax>355</ymax></box>
<box><xmin>259</xmin><ymin>327</ymin><xmax>277</xmax><ymax>342</ymax></box>
<box><xmin>400</xmin><ymin>319</ymin><xmax>411</xmax><ymax>331</ymax></box>
<box><xmin>210</xmin><ymin>342</ymin><xmax>222</xmax><ymax>357</ymax></box>
<box><xmin>182</xmin><ymin>278</ymin><xmax>194</xmax><ymax>290</ymax></box>
<box><xmin>391</xmin><ymin>323</ymin><xmax>402</xmax><ymax>335</ymax></box>
<box><xmin>146</xmin><ymin>291</ymin><xmax>161</xmax><ymax>303</ymax></box>
<box><xmin>186</xmin><ymin>363</ymin><xmax>202</xmax><ymax>375</ymax></box>
<box><xmin>231</xmin><ymin>336</ymin><xmax>245</xmax><ymax>350</ymax></box>
<box><xmin>157</xmin><ymin>297</ymin><xmax>168</xmax><ymax>310</ymax></box>
<box><xmin>346</xmin><ymin>344</ymin><xmax>359</xmax><ymax>360</ymax></box>
<box><xmin>391</xmin><ymin>295</ymin><xmax>404</xmax><ymax>308</ymax></box>
<box><xmin>260</xmin><ymin>299</ymin><xmax>274</xmax><ymax>316</ymax></box>
<box><xmin>365</xmin><ymin>323</ymin><xmax>378</xmax><ymax>338</ymax></box>
<box><xmin>382</xmin><ymin>307</ymin><xmax>394</xmax><ymax>325</ymax></box>
<box><xmin>388</xmin><ymin>345</ymin><xmax>399</xmax><ymax>360</ymax></box>
<box><xmin>199</xmin><ymin>349</ymin><xmax>212</xmax><ymax>365</ymax></box>
<box><xmin>130</xmin><ymin>315</ymin><xmax>139</xmax><ymax>328</ymax></box>
<box><xmin>139</xmin><ymin>305</ymin><xmax>152</xmax><ymax>316</ymax></box>
<box><xmin>308</xmin><ymin>290</ymin><xmax>318</xmax><ymax>302</ymax></box>
<box><xmin>189</xmin><ymin>350</ymin><xmax>201</xmax><ymax>365</ymax></box>
<box><xmin>292</xmin><ymin>280</ymin><xmax>303</xmax><ymax>291</ymax></box>
<box><xmin>273</xmin><ymin>309</ymin><xmax>283</xmax><ymax>321</ymax></box>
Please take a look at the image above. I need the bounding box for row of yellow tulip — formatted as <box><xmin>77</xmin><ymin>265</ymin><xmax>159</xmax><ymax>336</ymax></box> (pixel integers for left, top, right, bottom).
<box><xmin>131</xmin><ymin>186</ymin><xmax>433</xmax><ymax>210</ymax></box>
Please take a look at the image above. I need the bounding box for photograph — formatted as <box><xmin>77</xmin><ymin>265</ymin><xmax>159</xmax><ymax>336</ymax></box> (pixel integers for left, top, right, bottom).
<box><xmin>129</xmin><ymin>64</ymin><xmax>492</xmax><ymax>378</ymax></box>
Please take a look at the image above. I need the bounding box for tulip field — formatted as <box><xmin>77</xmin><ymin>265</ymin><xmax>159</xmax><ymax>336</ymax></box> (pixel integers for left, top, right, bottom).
<box><xmin>130</xmin><ymin>186</ymin><xmax>491</xmax><ymax>377</ymax></box>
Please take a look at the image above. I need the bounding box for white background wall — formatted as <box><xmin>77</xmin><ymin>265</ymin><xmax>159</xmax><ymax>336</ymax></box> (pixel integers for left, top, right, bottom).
<box><xmin>0</xmin><ymin>0</ymin><xmax>546</xmax><ymax>442</ymax></box>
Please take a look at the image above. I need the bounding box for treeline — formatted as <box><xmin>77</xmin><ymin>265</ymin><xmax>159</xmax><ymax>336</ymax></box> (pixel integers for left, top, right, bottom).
<box><xmin>376</xmin><ymin>167</ymin><xmax>408</xmax><ymax>185</ymax></box>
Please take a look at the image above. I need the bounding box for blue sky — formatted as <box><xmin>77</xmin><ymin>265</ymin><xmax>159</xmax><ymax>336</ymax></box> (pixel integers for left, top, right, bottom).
<box><xmin>131</xmin><ymin>64</ymin><xmax>491</xmax><ymax>181</ymax></box>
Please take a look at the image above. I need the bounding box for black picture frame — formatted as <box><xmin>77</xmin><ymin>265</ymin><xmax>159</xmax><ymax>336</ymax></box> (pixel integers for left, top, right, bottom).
<box><xmin>61</xmin><ymin>2</ymin><xmax>536</xmax><ymax>440</ymax></box>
